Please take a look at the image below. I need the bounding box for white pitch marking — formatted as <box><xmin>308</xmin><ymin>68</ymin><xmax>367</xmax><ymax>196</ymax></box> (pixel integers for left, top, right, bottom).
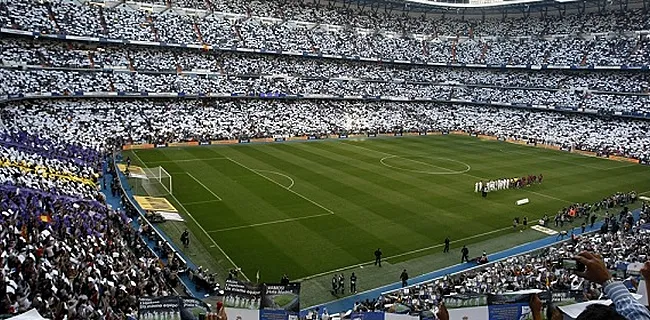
<box><xmin>522</xmin><ymin>190</ymin><xmax>573</xmax><ymax>204</ymax></box>
<box><xmin>167</xmin><ymin>191</ymin><xmax>250</xmax><ymax>281</ymax></box>
<box><xmin>345</xmin><ymin>142</ymin><xmax>574</xmax><ymax>204</ymax></box>
<box><xmin>380</xmin><ymin>155</ymin><xmax>471</xmax><ymax>175</ymax></box>
<box><xmin>145</xmin><ymin>157</ymin><xmax>229</xmax><ymax>164</ymax></box>
<box><xmin>130</xmin><ymin>150</ymin><xmax>147</xmax><ymax>167</ymax></box>
<box><xmin>226</xmin><ymin>157</ymin><xmax>335</xmax><ymax>215</ymax></box>
<box><xmin>208</xmin><ymin>213</ymin><xmax>332</xmax><ymax>233</ymax></box>
<box><xmin>183</xmin><ymin>199</ymin><xmax>222</xmax><ymax>206</ymax></box>
<box><xmin>603</xmin><ymin>163</ymin><xmax>639</xmax><ymax>170</ymax></box>
<box><xmin>296</xmin><ymin>226</ymin><xmax>513</xmax><ymax>282</ymax></box>
<box><xmin>186</xmin><ymin>172</ymin><xmax>223</xmax><ymax>201</ymax></box>
<box><xmin>132</xmin><ymin>154</ymin><xmax>249</xmax><ymax>281</ymax></box>
<box><xmin>254</xmin><ymin>169</ymin><xmax>295</xmax><ymax>189</ymax></box>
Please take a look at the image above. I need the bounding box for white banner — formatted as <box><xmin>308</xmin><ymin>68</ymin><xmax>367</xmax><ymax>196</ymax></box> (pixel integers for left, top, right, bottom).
<box><xmin>226</xmin><ymin>307</ymin><xmax>260</xmax><ymax>320</ymax></box>
<box><xmin>384</xmin><ymin>313</ymin><xmax>419</xmax><ymax>320</ymax></box>
<box><xmin>640</xmin><ymin>280</ymin><xmax>648</xmax><ymax>306</ymax></box>
<box><xmin>448</xmin><ymin>306</ymin><xmax>488</xmax><ymax>320</ymax></box>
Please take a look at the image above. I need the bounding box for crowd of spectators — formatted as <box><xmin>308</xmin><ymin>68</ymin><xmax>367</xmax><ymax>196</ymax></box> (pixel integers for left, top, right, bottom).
<box><xmin>2</xmin><ymin>1</ymin><xmax>650</xmax><ymax>318</ymax></box>
<box><xmin>2</xmin><ymin>37</ymin><xmax>649</xmax><ymax>114</ymax></box>
<box><xmin>1</xmin><ymin>94</ymin><xmax>648</xmax><ymax>317</ymax></box>
<box><xmin>378</xmin><ymin>198</ymin><xmax>650</xmax><ymax>316</ymax></box>
<box><xmin>2</xmin><ymin>99</ymin><xmax>649</xmax><ymax>161</ymax></box>
<box><xmin>0</xmin><ymin>125</ymin><xmax>191</xmax><ymax>318</ymax></box>
<box><xmin>2</xmin><ymin>1</ymin><xmax>650</xmax><ymax>66</ymax></box>
<box><xmin>1</xmin><ymin>37</ymin><xmax>648</xmax><ymax>93</ymax></box>
<box><xmin>2</xmin><ymin>65</ymin><xmax>649</xmax><ymax>114</ymax></box>
<box><xmin>16</xmin><ymin>0</ymin><xmax>649</xmax><ymax>37</ymax></box>
<box><xmin>0</xmin><ymin>144</ymin><xmax>100</xmax><ymax>199</ymax></box>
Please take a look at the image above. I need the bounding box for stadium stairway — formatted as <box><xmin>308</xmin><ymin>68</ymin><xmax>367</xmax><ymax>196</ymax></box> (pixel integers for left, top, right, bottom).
<box><xmin>100</xmin><ymin>156</ymin><xmax>209</xmax><ymax>298</ymax></box>
<box><xmin>302</xmin><ymin>208</ymin><xmax>643</xmax><ymax>316</ymax></box>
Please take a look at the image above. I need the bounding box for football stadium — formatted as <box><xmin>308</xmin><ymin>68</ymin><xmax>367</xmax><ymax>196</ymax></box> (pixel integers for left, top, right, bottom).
<box><xmin>1</xmin><ymin>0</ymin><xmax>650</xmax><ymax>319</ymax></box>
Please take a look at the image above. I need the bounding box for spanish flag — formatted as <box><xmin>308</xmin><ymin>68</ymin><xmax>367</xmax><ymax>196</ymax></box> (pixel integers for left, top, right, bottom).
<box><xmin>40</xmin><ymin>215</ymin><xmax>52</xmax><ymax>223</ymax></box>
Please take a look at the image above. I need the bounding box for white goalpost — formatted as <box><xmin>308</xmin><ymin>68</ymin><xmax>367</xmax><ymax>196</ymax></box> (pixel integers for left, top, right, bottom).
<box><xmin>157</xmin><ymin>166</ymin><xmax>173</xmax><ymax>195</ymax></box>
<box><xmin>133</xmin><ymin>166</ymin><xmax>173</xmax><ymax>196</ymax></box>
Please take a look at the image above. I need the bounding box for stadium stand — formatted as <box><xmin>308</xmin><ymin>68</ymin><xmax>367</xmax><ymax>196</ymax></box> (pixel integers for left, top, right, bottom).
<box><xmin>379</xmin><ymin>195</ymin><xmax>646</xmax><ymax>303</ymax></box>
<box><xmin>2</xmin><ymin>99</ymin><xmax>649</xmax><ymax>161</ymax></box>
<box><xmin>373</xmin><ymin>200</ymin><xmax>649</xmax><ymax>318</ymax></box>
<box><xmin>1</xmin><ymin>0</ymin><xmax>650</xmax><ymax>318</ymax></box>
<box><xmin>1</xmin><ymin>37</ymin><xmax>649</xmax><ymax>116</ymax></box>
<box><xmin>2</xmin><ymin>1</ymin><xmax>650</xmax><ymax>66</ymax></box>
<box><xmin>0</xmin><ymin>131</ymin><xmax>188</xmax><ymax>318</ymax></box>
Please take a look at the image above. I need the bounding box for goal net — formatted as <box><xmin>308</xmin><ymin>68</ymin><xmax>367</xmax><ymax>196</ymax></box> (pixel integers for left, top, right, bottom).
<box><xmin>127</xmin><ymin>166</ymin><xmax>173</xmax><ymax>197</ymax></box>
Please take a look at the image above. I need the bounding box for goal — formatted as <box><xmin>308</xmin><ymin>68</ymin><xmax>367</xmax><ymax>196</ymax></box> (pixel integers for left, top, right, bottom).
<box><xmin>128</xmin><ymin>166</ymin><xmax>173</xmax><ymax>197</ymax></box>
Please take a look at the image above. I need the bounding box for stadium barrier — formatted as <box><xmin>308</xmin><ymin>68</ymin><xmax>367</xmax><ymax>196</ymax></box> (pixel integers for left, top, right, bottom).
<box><xmin>111</xmin><ymin>155</ymin><xmax>197</xmax><ymax>297</ymax></box>
<box><xmin>120</xmin><ymin>130</ymin><xmax>645</xmax><ymax>165</ymax></box>
<box><xmin>122</xmin><ymin>143</ymin><xmax>155</xmax><ymax>150</ymax></box>
<box><xmin>1</xmin><ymin>81</ymin><xmax>648</xmax><ymax>121</ymax></box>
<box><xmin>168</xmin><ymin>141</ymin><xmax>199</xmax><ymax>147</ymax></box>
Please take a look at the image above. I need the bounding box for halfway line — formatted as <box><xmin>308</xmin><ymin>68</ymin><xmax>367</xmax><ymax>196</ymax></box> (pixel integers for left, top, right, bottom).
<box><xmin>344</xmin><ymin>142</ymin><xmax>574</xmax><ymax>204</ymax></box>
<box><xmin>208</xmin><ymin>213</ymin><xmax>333</xmax><ymax>232</ymax></box>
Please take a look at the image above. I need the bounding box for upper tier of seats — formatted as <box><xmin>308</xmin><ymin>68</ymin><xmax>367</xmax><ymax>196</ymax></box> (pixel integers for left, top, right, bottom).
<box><xmin>1</xmin><ymin>1</ymin><xmax>650</xmax><ymax>66</ymax></box>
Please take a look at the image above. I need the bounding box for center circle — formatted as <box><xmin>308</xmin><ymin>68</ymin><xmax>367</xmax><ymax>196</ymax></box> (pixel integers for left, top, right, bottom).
<box><xmin>380</xmin><ymin>155</ymin><xmax>471</xmax><ymax>175</ymax></box>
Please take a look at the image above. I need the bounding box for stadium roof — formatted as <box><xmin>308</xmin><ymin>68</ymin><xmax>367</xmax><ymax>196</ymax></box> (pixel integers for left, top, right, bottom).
<box><xmin>406</xmin><ymin>0</ymin><xmax>575</xmax><ymax>8</ymax></box>
<box><xmin>335</xmin><ymin>0</ymin><xmax>645</xmax><ymax>15</ymax></box>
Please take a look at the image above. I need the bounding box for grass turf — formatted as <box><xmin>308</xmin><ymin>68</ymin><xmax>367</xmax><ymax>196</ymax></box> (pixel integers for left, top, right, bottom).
<box><xmin>123</xmin><ymin>134</ymin><xmax>650</xmax><ymax>286</ymax></box>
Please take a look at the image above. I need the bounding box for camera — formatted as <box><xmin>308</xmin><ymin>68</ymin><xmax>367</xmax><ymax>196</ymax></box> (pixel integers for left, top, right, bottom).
<box><xmin>560</xmin><ymin>258</ymin><xmax>585</xmax><ymax>272</ymax></box>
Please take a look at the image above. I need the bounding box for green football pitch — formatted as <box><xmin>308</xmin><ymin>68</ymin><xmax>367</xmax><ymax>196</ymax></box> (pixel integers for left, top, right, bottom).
<box><xmin>123</xmin><ymin>135</ymin><xmax>650</xmax><ymax>283</ymax></box>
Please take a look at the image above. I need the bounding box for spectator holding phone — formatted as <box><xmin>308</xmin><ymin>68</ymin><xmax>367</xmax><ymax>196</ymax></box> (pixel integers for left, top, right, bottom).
<box><xmin>436</xmin><ymin>302</ymin><xmax>448</xmax><ymax>320</ymax></box>
<box><xmin>573</xmin><ymin>251</ymin><xmax>650</xmax><ymax>319</ymax></box>
<box><xmin>529</xmin><ymin>293</ymin><xmax>563</xmax><ymax>320</ymax></box>
<box><xmin>642</xmin><ymin>261</ymin><xmax>650</xmax><ymax>308</ymax></box>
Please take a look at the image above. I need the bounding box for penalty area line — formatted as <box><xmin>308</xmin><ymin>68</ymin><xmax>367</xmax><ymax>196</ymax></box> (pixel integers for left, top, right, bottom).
<box><xmin>254</xmin><ymin>169</ymin><xmax>295</xmax><ymax>189</ymax></box>
<box><xmin>186</xmin><ymin>172</ymin><xmax>223</xmax><ymax>201</ymax></box>
<box><xmin>183</xmin><ymin>199</ymin><xmax>222</xmax><ymax>206</ymax></box>
<box><xmin>168</xmin><ymin>191</ymin><xmax>250</xmax><ymax>281</ymax></box>
<box><xmin>226</xmin><ymin>157</ymin><xmax>334</xmax><ymax>215</ymax></box>
<box><xmin>208</xmin><ymin>212</ymin><xmax>333</xmax><ymax>233</ymax></box>
<box><xmin>129</xmin><ymin>151</ymin><xmax>248</xmax><ymax>280</ymax></box>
